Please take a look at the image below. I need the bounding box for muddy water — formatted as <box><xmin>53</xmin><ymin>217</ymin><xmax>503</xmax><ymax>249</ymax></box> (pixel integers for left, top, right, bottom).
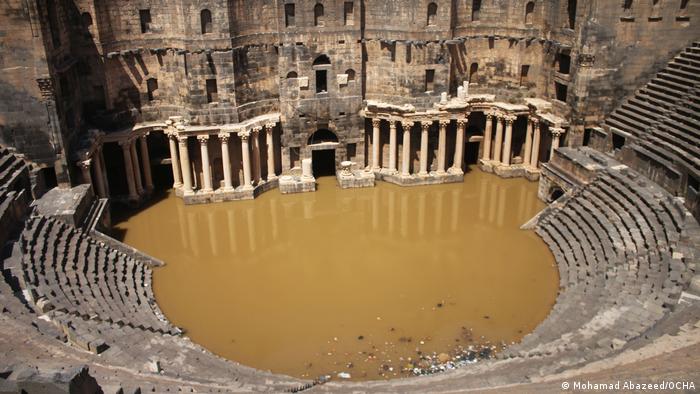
<box><xmin>114</xmin><ymin>169</ymin><xmax>558</xmax><ymax>380</ymax></box>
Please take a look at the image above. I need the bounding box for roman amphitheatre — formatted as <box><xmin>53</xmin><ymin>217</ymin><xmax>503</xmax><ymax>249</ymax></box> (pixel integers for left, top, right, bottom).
<box><xmin>1</xmin><ymin>0</ymin><xmax>699</xmax><ymax>392</ymax></box>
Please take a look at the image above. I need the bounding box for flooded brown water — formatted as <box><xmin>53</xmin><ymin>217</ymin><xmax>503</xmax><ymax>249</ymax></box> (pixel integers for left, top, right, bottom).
<box><xmin>114</xmin><ymin>169</ymin><xmax>558</xmax><ymax>380</ymax></box>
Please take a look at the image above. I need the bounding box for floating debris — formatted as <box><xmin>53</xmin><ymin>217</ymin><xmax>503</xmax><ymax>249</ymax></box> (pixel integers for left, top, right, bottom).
<box><xmin>337</xmin><ymin>372</ymin><xmax>351</xmax><ymax>379</ymax></box>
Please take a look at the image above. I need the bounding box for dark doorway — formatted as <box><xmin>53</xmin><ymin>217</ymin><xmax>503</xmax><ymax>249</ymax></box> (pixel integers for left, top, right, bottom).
<box><xmin>465</xmin><ymin>141</ymin><xmax>480</xmax><ymax>165</ymax></box>
<box><xmin>312</xmin><ymin>149</ymin><xmax>336</xmax><ymax>177</ymax></box>
<box><xmin>612</xmin><ymin>133</ymin><xmax>626</xmax><ymax>151</ymax></box>
<box><xmin>549</xmin><ymin>187</ymin><xmax>565</xmax><ymax>202</ymax></box>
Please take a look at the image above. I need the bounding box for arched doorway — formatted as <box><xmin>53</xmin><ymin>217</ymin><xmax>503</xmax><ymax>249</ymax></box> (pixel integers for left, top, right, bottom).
<box><xmin>308</xmin><ymin>129</ymin><xmax>338</xmax><ymax>177</ymax></box>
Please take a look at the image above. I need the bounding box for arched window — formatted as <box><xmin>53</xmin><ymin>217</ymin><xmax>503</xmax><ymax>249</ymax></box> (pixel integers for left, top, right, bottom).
<box><xmin>286</xmin><ymin>71</ymin><xmax>298</xmax><ymax>79</ymax></box>
<box><xmin>623</xmin><ymin>0</ymin><xmax>633</xmax><ymax>11</ymax></box>
<box><xmin>314</xmin><ymin>3</ymin><xmax>324</xmax><ymax>26</ymax></box>
<box><xmin>567</xmin><ymin>0</ymin><xmax>577</xmax><ymax>29</ymax></box>
<box><xmin>525</xmin><ymin>2</ymin><xmax>535</xmax><ymax>25</ymax></box>
<box><xmin>313</xmin><ymin>55</ymin><xmax>330</xmax><ymax>93</ymax></box>
<box><xmin>312</xmin><ymin>54</ymin><xmax>331</xmax><ymax>66</ymax></box>
<box><xmin>469</xmin><ymin>63</ymin><xmax>479</xmax><ymax>83</ymax></box>
<box><xmin>201</xmin><ymin>9</ymin><xmax>213</xmax><ymax>34</ymax></box>
<box><xmin>471</xmin><ymin>0</ymin><xmax>481</xmax><ymax>21</ymax></box>
<box><xmin>345</xmin><ymin>69</ymin><xmax>356</xmax><ymax>81</ymax></box>
<box><xmin>47</xmin><ymin>0</ymin><xmax>61</xmax><ymax>48</ymax></box>
<box><xmin>427</xmin><ymin>2</ymin><xmax>438</xmax><ymax>26</ymax></box>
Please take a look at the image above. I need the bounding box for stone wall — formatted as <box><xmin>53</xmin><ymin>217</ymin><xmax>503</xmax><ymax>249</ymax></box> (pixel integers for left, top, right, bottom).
<box><xmin>0</xmin><ymin>0</ymin><xmax>698</xmax><ymax>185</ymax></box>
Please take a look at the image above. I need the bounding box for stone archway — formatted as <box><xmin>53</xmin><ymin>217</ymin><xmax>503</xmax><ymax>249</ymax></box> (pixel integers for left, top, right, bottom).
<box><xmin>308</xmin><ymin>129</ymin><xmax>338</xmax><ymax>177</ymax></box>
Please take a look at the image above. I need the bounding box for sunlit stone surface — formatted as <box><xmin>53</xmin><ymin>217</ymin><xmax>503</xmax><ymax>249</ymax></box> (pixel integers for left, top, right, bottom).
<box><xmin>115</xmin><ymin>170</ymin><xmax>558</xmax><ymax>380</ymax></box>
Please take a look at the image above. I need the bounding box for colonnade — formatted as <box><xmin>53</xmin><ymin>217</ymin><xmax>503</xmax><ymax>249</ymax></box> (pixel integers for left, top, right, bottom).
<box><xmin>368</xmin><ymin>117</ymin><xmax>468</xmax><ymax>176</ymax></box>
<box><xmin>78</xmin><ymin>146</ymin><xmax>111</xmax><ymax>199</ymax></box>
<box><xmin>118</xmin><ymin>135</ymin><xmax>154</xmax><ymax>201</ymax></box>
<box><xmin>481</xmin><ymin>112</ymin><xmax>563</xmax><ymax>168</ymax></box>
<box><xmin>168</xmin><ymin>122</ymin><xmax>278</xmax><ymax>195</ymax></box>
<box><xmin>79</xmin><ymin>133</ymin><xmax>154</xmax><ymax>201</ymax></box>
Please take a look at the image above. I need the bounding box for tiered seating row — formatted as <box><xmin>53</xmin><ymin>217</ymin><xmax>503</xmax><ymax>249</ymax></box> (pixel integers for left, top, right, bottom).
<box><xmin>500</xmin><ymin>166</ymin><xmax>694</xmax><ymax>375</ymax></box>
<box><xmin>604</xmin><ymin>42</ymin><xmax>700</xmax><ymax>176</ymax></box>
<box><xmin>14</xmin><ymin>215</ymin><xmax>178</xmax><ymax>341</ymax></box>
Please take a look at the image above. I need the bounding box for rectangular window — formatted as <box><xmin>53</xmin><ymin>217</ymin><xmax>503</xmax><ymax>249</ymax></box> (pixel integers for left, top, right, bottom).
<box><xmin>285</xmin><ymin>3</ymin><xmax>295</xmax><ymax>27</ymax></box>
<box><xmin>206</xmin><ymin>79</ymin><xmax>218</xmax><ymax>103</ymax></box>
<box><xmin>139</xmin><ymin>9</ymin><xmax>152</xmax><ymax>33</ymax></box>
<box><xmin>555</xmin><ymin>82</ymin><xmax>568</xmax><ymax>102</ymax></box>
<box><xmin>472</xmin><ymin>0</ymin><xmax>482</xmax><ymax>21</ymax></box>
<box><xmin>147</xmin><ymin>78</ymin><xmax>158</xmax><ymax>101</ymax></box>
<box><xmin>556</xmin><ymin>52</ymin><xmax>571</xmax><ymax>74</ymax></box>
<box><xmin>425</xmin><ymin>69</ymin><xmax>435</xmax><ymax>92</ymax></box>
<box><xmin>583</xmin><ymin>128</ymin><xmax>591</xmax><ymax>146</ymax></box>
<box><xmin>520</xmin><ymin>65</ymin><xmax>530</xmax><ymax>86</ymax></box>
<box><xmin>344</xmin><ymin>2</ymin><xmax>354</xmax><ymax>25</ymax></box>
<box><xmin>316</xmin><ymin>69</ymin><xmax>327</xmax><ymax>93</ymax></box>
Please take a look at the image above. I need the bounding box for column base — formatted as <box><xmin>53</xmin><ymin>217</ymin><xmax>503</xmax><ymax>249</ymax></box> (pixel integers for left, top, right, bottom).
<box><xmin>173</xmin><ymin>182</ymin><xmax>183</xmax><ymax>189</ymax></box>
<box><xmin>267</xmin><ymin>174</ymin><xmax>278</xmax><ymax>181</ymax></box>
<box><xmin>448</xmin><ymin>167</ymin><xmax>464</xmax><ymax>175</ymax></box>
<box><xmin>241</xmin><ymin>185</ymin><xmax>255</xmax><ymax>191</ymax></box>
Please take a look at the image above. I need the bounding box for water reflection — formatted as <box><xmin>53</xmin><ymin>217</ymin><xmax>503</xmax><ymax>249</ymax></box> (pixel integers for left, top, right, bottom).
<box><xmin>114</xmin><ymin>169</ymin><xmax>558</xmax><ymax>380</ymax></box>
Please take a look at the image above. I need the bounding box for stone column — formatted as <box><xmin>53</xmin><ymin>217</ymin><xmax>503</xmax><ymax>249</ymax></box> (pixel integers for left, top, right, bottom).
<box><xmin>265</xmin><ymin>123</ymin><xmax>276</xmax><ymax>180</ymax></box>
<box><xmin>502</xmin><ymin>116</ymin><xmax>514</xmax><ymax>165</ymax></box>
<box><xmin>523</xmin><ymin>118</ymin><xmax>536</xmax><ymax>167</ymax></box>
<box><xmin>139</xmin><ymin>134</ymin><xmax>154</xmax><ymax>191</ymax></box>
<box><xmin>437</xmin><ymin>120</ymin><xmax>448</xmax><ymax>174</ymax></box>
<box><xmin>550</xmin><ymin>127</ymin><xmax>565</xmax><ymax>160</ymax></box>
<box><xmin>79</xmin><ymin>160</ymin><xmax>92</xmax><ymax>188</ymax></box>
<box><xmin>251</xmin><ymin>127</ymin><xmax>262</xmax><ymax>183</ymax></box>
<box><xmin>92</xmin><ymin>154</ymin><xmax>108</xmax><ymax>198</ymax></box>
<box><xmin>177</xmin><ymin>136</ymin><xmax>193</xmax><ymax>194</ymax></box>
<box><xmin>451</xmin><ymin>118</ymin><xmax>467</xmax><ymax>174</ymax></box>
<box><xmin>168</xmin><ymin>133</ymin><xmax>183</xmax><ymax>188</ymax></box>
<box><xmin>530</xmin><ymin>123</ymin><xmax>541</xmax><ymax>169</ymax></box>
<box><xmin>482</xmin><ymin>113</ymin><xmax>493</xmax><ymax>161</ymax></box>
<box><xmin>238</xmin><ymin>131</ymin><xmax>253</xmax><ymax>189</ymax></box>
<box><xmin>419</xmin><ymin>121</ymin><xmax>430</xmax><ymax>176</ymax></box>
<box><xmin>302</xmin><ymin>158</ymin><xmax>313</xmax><ymax>179</ymax></box>
<box><xmin>120</xmin><ymin>141</ymin><xmax>138</xmax><ymax>200</ymax></box>
<box><xmin>493</xmin><ymin>115</ymin><xmax>504</xmax><ymax>163</ymax></box>
<box><xmin>129</xmin><ymin>140</ymin><xmax>144</xmax><ymax>195</ymax></box>
<box><xmin>401</xmin><ymin>120</ymin><xmax>413</xmax><ymax>177</ymax></box>
<box><xmin>198</xmin><ymin>135</ymin><xmax>213</xmax><ymax>192</ymax></box>
<box><xmin>219</xmin><ymin>132</ymin><xmax>234</xmax><ymax>191</ymax></box>
<box><xmin>388</xmin><ymin>121</ymin><xmax>397</xmax><ymax>173</ymax></box>
<box><xmin>371</xmin><ymin>118</ymin><xmax>381</xmax><ymax>170</ymax></box>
